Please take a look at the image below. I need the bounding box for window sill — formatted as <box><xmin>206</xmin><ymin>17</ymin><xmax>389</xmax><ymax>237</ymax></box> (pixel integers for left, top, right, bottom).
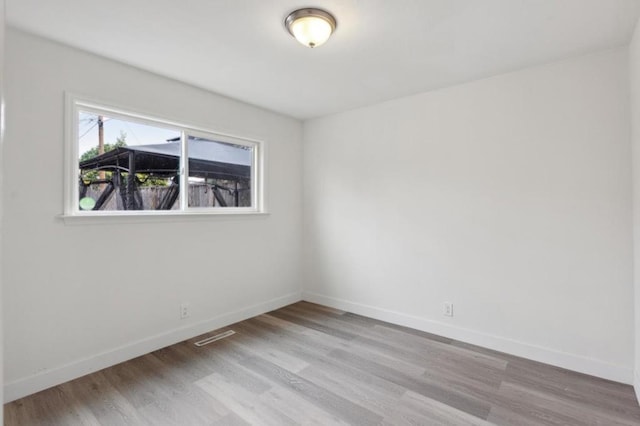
<box><xmin>59</xmin><ymin>210</ymin><xmax>270</xmax><ymax>225</ymax></box>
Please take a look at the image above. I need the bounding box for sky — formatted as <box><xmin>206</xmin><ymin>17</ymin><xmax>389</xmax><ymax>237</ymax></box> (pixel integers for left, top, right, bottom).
<box><xmin>78</xmin><ymin>111</ymin><xmax>181</xmax><ymax>158</ymax></box>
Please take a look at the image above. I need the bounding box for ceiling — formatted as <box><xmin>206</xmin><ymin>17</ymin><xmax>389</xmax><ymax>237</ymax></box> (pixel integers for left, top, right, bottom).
<box><xmin>7</xmin><ymin>0</ymin><xmax>640</xmax><ymax>120</ymax></box>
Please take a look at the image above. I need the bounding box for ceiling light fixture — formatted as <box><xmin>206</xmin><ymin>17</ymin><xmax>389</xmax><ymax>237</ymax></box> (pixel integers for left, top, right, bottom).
<box><xmin>285</xmin><ymin>8</ymin><xmax>337</xmax><ymax>48</ymax></box>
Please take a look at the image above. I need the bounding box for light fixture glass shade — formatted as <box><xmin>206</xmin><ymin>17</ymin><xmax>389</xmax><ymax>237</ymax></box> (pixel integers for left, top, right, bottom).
<box><xmin>285</xmin><ymin>8</ymin><xmax>336</xmax><ymax>48</ymax></box>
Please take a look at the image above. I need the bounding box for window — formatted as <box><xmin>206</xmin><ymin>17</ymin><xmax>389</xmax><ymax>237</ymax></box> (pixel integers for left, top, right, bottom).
<box><xmin>65</xmin><ymin>95</ymin><xmax>263</xmax><ymax>217</ymax></box>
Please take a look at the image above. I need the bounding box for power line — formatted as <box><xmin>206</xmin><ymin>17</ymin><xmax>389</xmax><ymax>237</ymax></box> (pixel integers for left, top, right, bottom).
<box><xmin>79</xmin><ymin>121</ymin><xmax>99</xmax><ymax>139</ymax></box>
<box><xmin>124</xmin><ymin>121</ymin><xmax>142</xmax><ymax>145</ymax></box>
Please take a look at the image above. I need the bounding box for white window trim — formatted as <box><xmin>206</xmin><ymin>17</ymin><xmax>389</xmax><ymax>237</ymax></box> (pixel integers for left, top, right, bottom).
<box><xmin>63</xmin><ymin>93</ymin><xmax>266</xmax><ymax>222</ymax></box>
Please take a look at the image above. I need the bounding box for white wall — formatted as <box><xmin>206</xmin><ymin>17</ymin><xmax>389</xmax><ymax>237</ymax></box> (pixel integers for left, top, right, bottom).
<box><xmin>303</xmin><ymin>48</ymin><xmax>634</xmax><ymax>383</ymax></box>
<box><xmin>0</xmin><ymin>0</ymin><xmax>5</xmax><ymax>419</ymax></box>
<box><xmin>630</xmin><ymin>17</ymin><xmax>640</xmax><ymax>402</ymax></box>
<box><xmin>3</xmin><ymin>29</ymin><xmax>303</xmax><ymax>402</ymax></box>
<box><xmin>3</xmin><ymin>24</ymin><xmax>636</xmax><ymax>406</ymax></box>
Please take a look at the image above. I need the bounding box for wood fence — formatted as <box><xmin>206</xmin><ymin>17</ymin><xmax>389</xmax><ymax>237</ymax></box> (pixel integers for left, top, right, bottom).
<box><xmin>82</xmin><ymin>181</ymin><xmax>250</xmax><ymax>210</ymax></box>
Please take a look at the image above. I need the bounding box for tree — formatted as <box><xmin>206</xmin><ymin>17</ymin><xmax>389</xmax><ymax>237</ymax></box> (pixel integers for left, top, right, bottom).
<box><xmin>80</xmin><ymin>131</ymin><xmax>127</xmax><ymax>162</ymax></box>
<box><xmin>80</xmin><ymin>131</ymin><xmax>127</xmax><ymax>183</ymax></box>
<box><xmin>79</xmin><ymin>131</ymin><xmax>168</xmax><ymax>187</ymax></box>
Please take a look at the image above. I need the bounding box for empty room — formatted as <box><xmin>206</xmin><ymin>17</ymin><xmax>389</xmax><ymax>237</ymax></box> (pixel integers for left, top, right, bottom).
<box><xmin>3</xmin><ymin>0</ymin><xmax>640</xmax><ymax>424</ymax></box>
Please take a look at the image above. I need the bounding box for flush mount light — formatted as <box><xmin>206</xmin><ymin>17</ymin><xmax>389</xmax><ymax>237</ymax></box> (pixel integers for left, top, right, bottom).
<box><xmin>285</xmin><ymin>8</ymin><xmax>337</xmax><ymax>48</ymax></box>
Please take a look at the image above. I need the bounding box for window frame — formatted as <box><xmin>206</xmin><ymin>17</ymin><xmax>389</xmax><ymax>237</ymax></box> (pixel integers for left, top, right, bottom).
<box><xmin>64</xmin><ymin>93</ymin><xmax>265</xmax><ymax>219</ymax></box>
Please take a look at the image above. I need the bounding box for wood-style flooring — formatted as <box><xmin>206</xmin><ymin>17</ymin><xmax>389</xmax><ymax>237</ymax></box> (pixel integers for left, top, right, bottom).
<box><xmin>4</xmin><ymin>301</ymin><xmax>640</xmax><ymax>425</ymax></box>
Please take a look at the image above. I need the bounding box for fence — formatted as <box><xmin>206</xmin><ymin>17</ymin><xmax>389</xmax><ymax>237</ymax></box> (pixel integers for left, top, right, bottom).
<box><xmin>82</xmin><ymin>181</ymin><xmax>250</xmax><ymax>210</ymax></box>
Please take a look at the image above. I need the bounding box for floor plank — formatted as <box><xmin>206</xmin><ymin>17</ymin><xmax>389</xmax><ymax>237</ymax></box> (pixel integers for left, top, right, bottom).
<box><xmin>5</xmin><ymin>301</ymin><xmax>640</xmax><ymax>425</ymax></box>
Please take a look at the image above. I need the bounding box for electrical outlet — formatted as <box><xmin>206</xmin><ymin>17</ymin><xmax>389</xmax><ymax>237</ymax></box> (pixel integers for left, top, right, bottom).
<box><xmin>180</xmin><ymin>302</ymin><xmax>190</xmax><ymax>319</ymax></box>
<box><xmin>443</xmin><ymin>302</ymin><xmax>453</xmax><ymax>317</ymax></box>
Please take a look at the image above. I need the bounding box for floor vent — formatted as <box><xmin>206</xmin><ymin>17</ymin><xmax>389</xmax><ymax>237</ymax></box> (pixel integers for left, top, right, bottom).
<box><xmin>194</xmin><ymin>330</ymin><xmax>236</xmax><ymax>347</ymax></box>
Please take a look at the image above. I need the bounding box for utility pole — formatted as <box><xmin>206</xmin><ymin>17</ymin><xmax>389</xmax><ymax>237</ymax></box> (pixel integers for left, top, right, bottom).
<box><xmin>98</xmin><ymin>115</ymin><xmax>105</xmax><ymax>181</ymax></box>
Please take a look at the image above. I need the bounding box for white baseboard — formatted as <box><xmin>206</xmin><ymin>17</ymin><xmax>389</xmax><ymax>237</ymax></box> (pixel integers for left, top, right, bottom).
<box><xmin>4</xmin><ymin>291</ymin><xmax>302</xmax><ymax>403</ymax></box>
<box><xmin>635</xmin><ymin>370</ymin><xmax>640</xmax><ymax>405</ymax></box>
<box><xmin>7</xmin><ymin>290</ymin><xmax>632</xmax><ymax>403</ymax></box>
<box><xmin>302</xmin><ymin>291</ymin><xmax>633</xmax><ymax>385</ymax></box>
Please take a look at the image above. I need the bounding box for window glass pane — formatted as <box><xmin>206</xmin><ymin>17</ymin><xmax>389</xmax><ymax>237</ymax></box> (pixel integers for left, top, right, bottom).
<box><xmin>187</xmin><ymin>136</ymin><xmax>253</xmax><ymax>208</ymax></box>
<box><xmin>78</xmin><ymin>111</ymin><xmax>181</xmax><ymax>211</ymax></box>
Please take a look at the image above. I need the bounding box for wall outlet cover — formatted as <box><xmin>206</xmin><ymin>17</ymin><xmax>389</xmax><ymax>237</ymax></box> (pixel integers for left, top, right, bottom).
<box><xmin>443</xmin><ymin>302</ymin><xmax>453</xmax><ymax>317</ymax></box>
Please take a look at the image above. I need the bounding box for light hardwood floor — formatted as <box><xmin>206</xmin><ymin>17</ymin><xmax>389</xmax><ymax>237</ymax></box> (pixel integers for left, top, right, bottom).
<box><xmin>5</xmin><ymin>301</ymin><xmax>640</xmax><ymax>425</ymax></box>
